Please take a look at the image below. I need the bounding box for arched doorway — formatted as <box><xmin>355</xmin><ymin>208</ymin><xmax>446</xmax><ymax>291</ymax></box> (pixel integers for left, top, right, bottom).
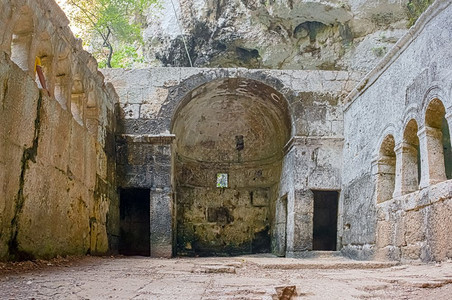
<box><xmin>171</xmin><ymin>78</ymin><xmax>291</xmax><ymax>256</ymax></box>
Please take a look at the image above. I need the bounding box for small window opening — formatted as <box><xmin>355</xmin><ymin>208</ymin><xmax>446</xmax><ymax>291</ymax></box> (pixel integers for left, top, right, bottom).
<box><xmin>216</xmin><ymin>173</ymin><xmax>228</xmax><ymax>188</ymax></box>
<box><xmin>235</xmin><ymin>135</ymin><xmax>244</xmax><ymax>151</ymax></box>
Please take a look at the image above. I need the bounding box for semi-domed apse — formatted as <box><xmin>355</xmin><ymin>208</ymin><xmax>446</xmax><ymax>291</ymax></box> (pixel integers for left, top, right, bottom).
<box><xmin>171</xmin><ymin>78</ymin><xmax>291</xmax><ymax>256</ymax></box>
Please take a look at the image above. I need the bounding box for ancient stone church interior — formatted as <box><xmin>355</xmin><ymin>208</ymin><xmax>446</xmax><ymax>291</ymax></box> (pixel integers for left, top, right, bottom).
<box><xmin>0</xmin><ymin>0</ymin><xmax>451</xmax><ymax>266</ymax></box>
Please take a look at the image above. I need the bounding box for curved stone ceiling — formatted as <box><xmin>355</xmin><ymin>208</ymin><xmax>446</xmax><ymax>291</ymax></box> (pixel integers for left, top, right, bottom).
<box><xmin>172</xmin><ymin>78</ymin><xmax>291</xmax><ymax>163</ymax></box>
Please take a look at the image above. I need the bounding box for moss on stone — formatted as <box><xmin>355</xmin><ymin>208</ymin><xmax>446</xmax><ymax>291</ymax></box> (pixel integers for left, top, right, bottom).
<box><xmin>407</xmin><ymin>0</ymin><xmax>434</xmax><ymax>27</ymax></box>
<box><xmin>372</xmin><ymin>46</ymin><xmax>387</xmax><ymax>57</ymax></box>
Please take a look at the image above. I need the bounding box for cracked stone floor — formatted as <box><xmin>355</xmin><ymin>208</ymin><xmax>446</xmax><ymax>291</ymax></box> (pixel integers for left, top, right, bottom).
<box><xmin>0</xmin><ymin>255</ymin><xmax>451</xmax><ymax>299</ymax></box>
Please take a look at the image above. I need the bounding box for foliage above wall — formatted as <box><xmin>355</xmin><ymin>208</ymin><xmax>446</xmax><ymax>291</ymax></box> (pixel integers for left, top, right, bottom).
<box><xmin>65</xmin><ymin>0</ymin><xmax>159</xmax><ymax>68</ymax></box>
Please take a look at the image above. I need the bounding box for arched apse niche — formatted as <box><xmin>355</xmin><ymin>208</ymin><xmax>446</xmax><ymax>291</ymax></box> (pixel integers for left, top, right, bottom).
<box><xmin>171</xmin><ymin>77</ymin><xmax>291</xmax><ymax>256</ymax></box>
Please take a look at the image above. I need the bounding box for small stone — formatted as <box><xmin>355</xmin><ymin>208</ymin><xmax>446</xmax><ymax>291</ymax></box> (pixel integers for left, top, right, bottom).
<box><xmin>275</xmin><ymin>285</ymin><xmax>297</xmax><ymax>300</ymax></box>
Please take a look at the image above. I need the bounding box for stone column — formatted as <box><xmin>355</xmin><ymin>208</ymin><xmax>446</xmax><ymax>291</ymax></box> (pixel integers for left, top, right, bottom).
<box><xmin>150</xmin><ymin>187</ymin><xmax>173</xmax><ymax>257</ymax></box>
<box><xmin>446</xmin><ymin>111</ymin><xmax>452</xmax><ymax>149</ymax></box>
<box><xmin>418</xmin><ymin>126</ymin><xmax>446</xmax><ymax>188</ymax></box>
<box><xmin>148</xmin><ymin>135</ymin><xmax>175</xmax><ymax>258</ymax></box>
<box><xmin>85</xmin><ymin>106</ymin><xmax>99</xmax><ymax>137</ymax></box>
<box><xmin>373</xmin><ymin>155</ymin><xmax>396</xmax><ymax>203</ymax></box>
<box><xmin>284</xmin><ymin>190</ymin><xmax>295</xmax><ymax>256</ymax></box>
<box><xmin>54</xmin><ymin>75</ymin><xmax>71</xmax><ymax>110</ymax></box>
<box><xmin>273</xmin><ymin>195</ymin><xmax>288</xmax><ymax>257</ymax></box>
<box><xmin>286</xmin><ymin>189</ymin><xmax>314</xmax><ymax>256</ymax></box>
<box><xmin>393</xmin><ymin>142</ymin><xmax>418</xmax><ymax>197</ymax></box>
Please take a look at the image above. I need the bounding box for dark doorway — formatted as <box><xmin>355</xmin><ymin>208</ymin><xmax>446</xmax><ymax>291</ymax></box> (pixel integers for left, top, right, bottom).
<box><xmin>312</xmin><ymin>191</ymin><xmax>338</xmax><ymax>251</ymax></box>
<box><xmin>119</xmin><ymin>188</ymin><xmax>150</xmax><ymax>256</ymax></box>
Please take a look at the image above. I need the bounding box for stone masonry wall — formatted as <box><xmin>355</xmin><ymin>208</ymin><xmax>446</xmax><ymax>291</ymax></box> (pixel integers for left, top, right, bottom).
<box><xmin>175</xmin><ymin>160</ymin><xmax>280</xmax><ymax>256</ymax></box>
<box><xmin>102</xmin><ymin>68</ymin><xmax>360</xmax><ymax>137</ymax></box>
<box><xmin>103</xmin><ymin>67</ymin><xmax>361</xmax><ymax>257</ymax></box>
<box><xmin>342</xmin><ymin>0</ymin><xmax>452</xmax><ymax>261</ymax></box>
<box><xmin>0</xmin><ymin>0</ymin><xmax>119</xmax><ymax>260</ymax></box>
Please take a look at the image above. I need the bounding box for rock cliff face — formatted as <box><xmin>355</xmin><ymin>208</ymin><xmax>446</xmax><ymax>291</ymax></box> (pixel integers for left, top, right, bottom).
<box><xmin>144</xmin><ymin>0</ymin><xmax>411</xmax><ymax>71</ymax></box>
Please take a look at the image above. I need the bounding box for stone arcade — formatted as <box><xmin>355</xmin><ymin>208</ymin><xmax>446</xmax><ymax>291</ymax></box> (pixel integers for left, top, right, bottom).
<box><xmin>0</xmin><ymin>0</ymin><xmax>451</xmax><ymax>262</ymax></box>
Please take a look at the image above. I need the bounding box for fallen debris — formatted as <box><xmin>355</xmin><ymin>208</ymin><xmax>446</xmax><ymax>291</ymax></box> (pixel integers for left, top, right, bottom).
<box><xmin>274</xmin><ymin>285</ymin><xmax>297</xmax><ymax>300</ymax></box>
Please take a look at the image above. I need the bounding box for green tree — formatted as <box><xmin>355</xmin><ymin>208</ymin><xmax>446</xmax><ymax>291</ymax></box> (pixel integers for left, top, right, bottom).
<box><xmin>67</xmin><ymin>0</ymin><xmax>158</xmax><ymax>68</ymax></box>
<box><xmin>406</xmin><ymin>0</ymin><xmax>434</xmax><ymax>27</ymax></box>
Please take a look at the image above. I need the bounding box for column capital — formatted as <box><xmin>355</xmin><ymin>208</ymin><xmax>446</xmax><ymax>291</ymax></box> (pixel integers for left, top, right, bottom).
<box><xmin>394</xmin><ymin>141</ymin><xmax>417</xmax><ymax>153</ymax></box>
<box><xmin>417</xmin><ymin>125</ymin><xmax>441</xmax><ymax>138</ymax></box>
<box><xmin>445</xmin><ymin>110</ymin><xmax>452</xmax><ymax>121</ymax></box>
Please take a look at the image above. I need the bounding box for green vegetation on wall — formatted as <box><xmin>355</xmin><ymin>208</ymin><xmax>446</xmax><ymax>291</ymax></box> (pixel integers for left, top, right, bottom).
<box><xmin>407</xmin><ymin>0</ymin><xmax>434</xmax><ymax>27</ymax></box>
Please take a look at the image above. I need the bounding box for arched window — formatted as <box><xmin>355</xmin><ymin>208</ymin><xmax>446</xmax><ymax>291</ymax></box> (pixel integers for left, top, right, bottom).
<box><xmin>376</xmin><ymin>135</ymin><xmax>396</xmax><ymax>203</ymax></box>
<box><xmin>419</xmin><ymin>98</ymin><xmax>449</xmax><ymax>186</ymax></box>
<box><xmin>10</xmin><ymin>6</ymin><xmax>34</xmax><ymax>71</ymax></box>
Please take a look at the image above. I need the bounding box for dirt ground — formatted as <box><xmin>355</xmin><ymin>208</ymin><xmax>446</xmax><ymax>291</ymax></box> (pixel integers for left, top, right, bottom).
<box><xmin>0</xmin><ymin>255</ymin><xmax>451</xmax><ymax>299</ymax></box>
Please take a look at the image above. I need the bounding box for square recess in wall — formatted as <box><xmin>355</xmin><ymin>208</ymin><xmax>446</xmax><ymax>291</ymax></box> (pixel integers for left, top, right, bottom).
<box><xmin>217</xmin><ymin>173</ymin><xmax>228</xmax><ymax>188</ymax></box>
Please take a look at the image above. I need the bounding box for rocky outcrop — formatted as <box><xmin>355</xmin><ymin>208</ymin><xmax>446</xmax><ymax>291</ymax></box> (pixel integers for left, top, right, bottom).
<box><xmin>144</xmin><ymin>0</ymin><xmax>411</xmax><ymax>71</ymax></box>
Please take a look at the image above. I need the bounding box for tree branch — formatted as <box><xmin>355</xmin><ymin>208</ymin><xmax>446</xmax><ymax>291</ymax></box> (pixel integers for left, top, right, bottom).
<box><xmin>104</xmin><ymin>27</ymin><xmax>113</xmax><ymax>68</ymax></box>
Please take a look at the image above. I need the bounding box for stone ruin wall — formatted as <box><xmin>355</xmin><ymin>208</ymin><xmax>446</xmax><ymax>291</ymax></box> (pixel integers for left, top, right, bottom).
<box><xmin>1</xmin><ymin>0</ymin><xmax>450</xmax><ymax>263</ymax></box>
<box><xmin>102</xmin><ymin>67</ymin><xmax>361</xmax><ymax>257</ymax></box>
<box><xmin>342</xmin><ymin>0</ymin><xmax>452</xmax><ymax>262</ymax></box>
<box><xmin>0</xmin><ymin>0</ymin><xmax>119</xmax><ymax>260</ymax></box>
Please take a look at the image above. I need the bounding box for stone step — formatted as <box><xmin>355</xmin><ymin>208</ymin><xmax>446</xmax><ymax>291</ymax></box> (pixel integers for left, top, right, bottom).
<box><xmin>202</xmin><ymin>286</ymin><xmax>275</xmax><ymax>300</ymax></box>
<box><xmin>289</xmin><ymin>251</ymin><xmax>343</xmax><ymax>259</ymax></box>
<box><xmin>235</xmin><ymin>254</ymin><xmax>399</xmax><ymax>270</ymax></box>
